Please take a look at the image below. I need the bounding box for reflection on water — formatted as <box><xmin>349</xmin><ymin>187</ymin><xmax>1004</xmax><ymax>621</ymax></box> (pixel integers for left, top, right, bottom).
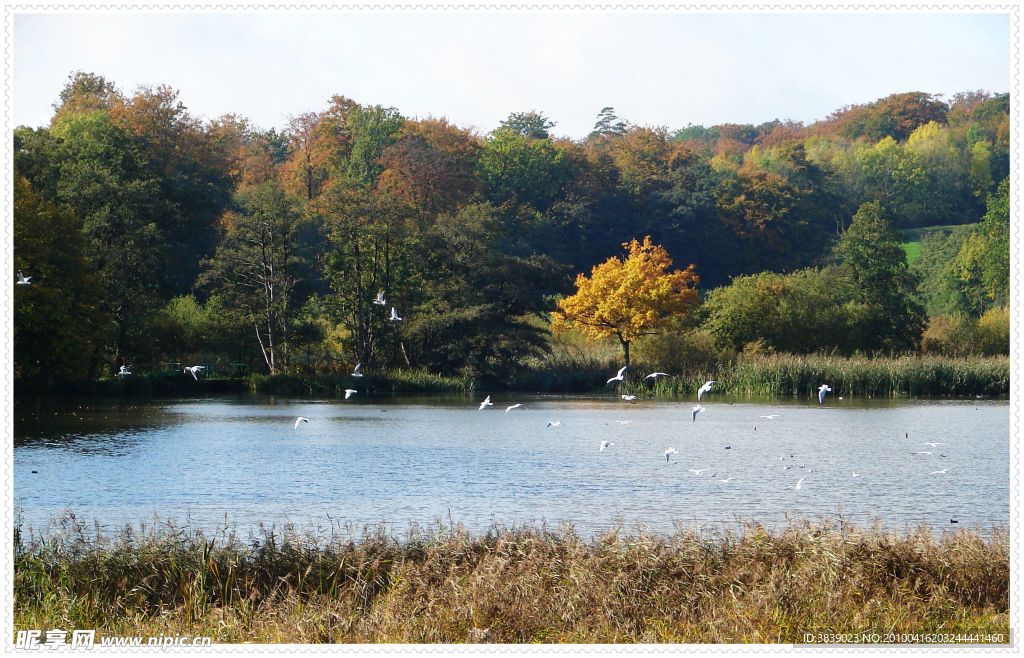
<box><xmin>13</xmin><ymin>394</ymin><xmax>1010</xmax><ymax>539</ymax></box>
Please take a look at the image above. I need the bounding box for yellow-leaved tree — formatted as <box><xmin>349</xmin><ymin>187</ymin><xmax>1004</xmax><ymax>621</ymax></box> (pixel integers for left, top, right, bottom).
<box><xmin>552</xmin><ymin>236</ymin><xmax>699</xmax><ymax>367</ymax></box>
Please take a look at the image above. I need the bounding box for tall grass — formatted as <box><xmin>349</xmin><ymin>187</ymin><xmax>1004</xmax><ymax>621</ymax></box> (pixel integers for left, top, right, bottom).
<box><xmin>14</xmin><ymin>516</ymin><xmax>1008</xmax><ymax>643</ymax></box>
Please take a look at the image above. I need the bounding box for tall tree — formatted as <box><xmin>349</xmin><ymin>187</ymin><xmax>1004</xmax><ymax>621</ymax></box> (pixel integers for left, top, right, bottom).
<box><xmin>834</xmin><ymin>201</ymin><xmax>925</xmax><ymax>352</ymax></box>
<box><xmin>200</xmin><ymin>183</ymin><xmax>306</xmax><ymax>374</ymax></box>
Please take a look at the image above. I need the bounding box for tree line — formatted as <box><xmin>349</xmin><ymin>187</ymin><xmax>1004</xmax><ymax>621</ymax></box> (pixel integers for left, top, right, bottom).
<box><xmin>12</xmin><ymin>72</ymin><xmax>1011</xmax><ymax>385</ymax></box>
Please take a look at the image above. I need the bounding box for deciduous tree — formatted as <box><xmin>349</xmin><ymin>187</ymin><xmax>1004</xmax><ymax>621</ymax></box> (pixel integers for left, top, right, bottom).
<box><xmin>552</xmin><ymin>236</ymin><xmax>699</xmax><ymax>365</ymax></box>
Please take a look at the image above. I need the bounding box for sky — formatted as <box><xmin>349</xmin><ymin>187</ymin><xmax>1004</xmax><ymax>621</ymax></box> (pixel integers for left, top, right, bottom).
<box><xmin>10</xmin><ymin>8</ymin><xmax>1013</xmax><ymax>139</ymax></box>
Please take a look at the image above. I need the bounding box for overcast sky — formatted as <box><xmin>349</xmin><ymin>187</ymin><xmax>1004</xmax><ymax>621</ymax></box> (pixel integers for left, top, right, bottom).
<box><xmin>11</xmin><ymin>8</ymin><xmax>1012</xmax><ymax>139</ymax></box>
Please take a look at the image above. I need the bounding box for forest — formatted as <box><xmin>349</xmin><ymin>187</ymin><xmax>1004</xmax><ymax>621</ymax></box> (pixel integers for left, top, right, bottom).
<box><xmin>12</xmin><ymin>72</ymin><xmax>1011</xmax><ymax>388</ymax></box>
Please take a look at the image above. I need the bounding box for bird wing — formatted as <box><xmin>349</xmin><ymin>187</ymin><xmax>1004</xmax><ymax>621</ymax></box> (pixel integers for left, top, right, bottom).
<box><xmin>617</xmin><ymin>366</ymin><xmax>627</xmax><ymax>377</ymax></box>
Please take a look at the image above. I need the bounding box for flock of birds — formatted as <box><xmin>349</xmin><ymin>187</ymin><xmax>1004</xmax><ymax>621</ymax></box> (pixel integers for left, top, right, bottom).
<box><xmin>284</xmin><ymin>363</ymin><xmax>959</xmax><ymax>522</ymax></box>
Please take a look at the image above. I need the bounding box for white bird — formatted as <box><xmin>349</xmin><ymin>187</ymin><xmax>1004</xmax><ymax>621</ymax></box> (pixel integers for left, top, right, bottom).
<box><xmin>719</xmin><ymin>477</ymin><xmax>738</xmax><ymax>483</ymax></box>
<box><xmin>478</xmin><ymin>395</ymin><xmax>493</xmax><ymax>411</ymax></box>
<box><xmin>294</xmin><ymin>417</ymin><xmax>309</xmax><ymax>429</ymax></box>
<box><xmin>546</xmin><ymin>421</ymin><xmax>562</xmax><ymax>428</ymax></box>
<box><xmin>922</xmin><ymin>442</ymin><xmax>944</xmax><ymax>447</ymax></box>
<box><xmin>645</xmin><ymin>372</ymin><xmax>670</xmax><ymax>380</ymax></box>
<box><xmin>505</xmin><ymin>403</ymin><xmax>523</xmax><ymax>414</ymax></box>
<box><xmin>616</xmin><ymin>420</ymin><xmax>632</xmax><ymax>425</ymax></box>
<box><xmin>818</xmin><ymin>384</ymin><xmax>832</xmax><ymax>404</ymax></box>
<box><xmin>852</xmin><ymin>471</ymin><xmax>859</xmax><ymax>478</ymax></box>
<box><xmin>691</xmin><ymin>404</ymin><xmax>705</xmax><ymax>422</ymax></box>
<box><xmin>697</xmin><ymin>380</ymin><xmax>715</xmax><ymax>401</ymax></box>
<box><xmin>373</xmin><ymin>290</ymin><xmax>387</xmax><ymax>306</ymax></box>
<box><xmin>929</xmin><ymin>469</ymin><xmax>950</xmax><ymax>475</ymax></box>
<box><xmin>351</xmin><ymin>363</ymin><xmax>363</xmax><ymax>377</ymax></box>
<box><xmin>664</xmin><ymin>447</ymin><xmax>678</xmax><ymax>462</ymax></box>
<box><xmin>16</xmin><ymin>270</ymin><xmax>31</xmax><ymax>285</ymax></box>
<box><xmin>688</xmin><ymin>468</ymin><xmax>709</xmax><ymax>476</ymax></box>
<box><xmin>759</xmin><ymin>414</ymin><xmax>780</xmax><ymax>419</ymax></box>
<box><xmin>915</xmin><ymin>451</ymin><xmax>932</xmax><ymax>455</ymax></box>
<box><xmin>621</xmin><ymin>394</ymin><xmax>637</xmax><ymax>401</ymax></box>
<box><xmin>606</xmin><ymin>366</ymin><xmax>627</xmax><ymax>384</ymax></box>
<box><xmin>794</xmin><ymin>477</ymin><xmax>806</xmax><ymax>490</ymax></box>
<box><xmin>599</xmin><ymin>441</ymin><xmax>614</xmax><ymax>452</ymax></box>
<box><xmin>183</xmin><ymin>365</ymin><xmax>206</xmax><ymax>380</ymax></box>
<box><xmin>389</xmin><ymin>307</ymin><xmax>402</xmax><ymax>322</ymax></box>
<box><xmin>117</xmin><ymin>365</ymin><xmax>132</xmax><ymax>376</ymax></box>
<box><xmin>344</xmin><ymin>389</ymin><xmax>357</xmax><ymax>399</ymax></box>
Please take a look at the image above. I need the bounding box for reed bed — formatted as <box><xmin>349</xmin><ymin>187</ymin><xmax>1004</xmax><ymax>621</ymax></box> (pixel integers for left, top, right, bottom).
<box><xmin>14</xmin><ymin>516</ymin><xmax>1009</xmax><ymax>644</ymax></box>
<box><xmin>248</xmin><ymin>369</ymin><xmax>477</xmax><ymax>397</ymax></box>
<box><xmin>614</xmin><ymin>353</ymin><xmax>1009</xmax><ymax>399</ymax></box>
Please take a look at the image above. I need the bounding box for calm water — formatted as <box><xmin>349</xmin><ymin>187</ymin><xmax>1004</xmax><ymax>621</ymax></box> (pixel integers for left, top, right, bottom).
<box><xmin>12</xmin><ymin>394</ymin><xmax>1010</xmax><ymax>539</ymax></box>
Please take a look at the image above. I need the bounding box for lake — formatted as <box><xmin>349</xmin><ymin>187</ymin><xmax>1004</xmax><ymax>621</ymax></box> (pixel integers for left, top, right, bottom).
<box><xmin>12</xmin><ymin>394</ymin><xmax>1010</xmax><ymax>540</ymax></box>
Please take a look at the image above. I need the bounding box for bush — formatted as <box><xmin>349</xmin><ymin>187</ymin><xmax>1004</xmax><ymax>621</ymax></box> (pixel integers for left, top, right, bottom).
<box><xmin>975</xmin><ymin>307</ymin><xmax>1010</xmax><ymax>355</ymax></box>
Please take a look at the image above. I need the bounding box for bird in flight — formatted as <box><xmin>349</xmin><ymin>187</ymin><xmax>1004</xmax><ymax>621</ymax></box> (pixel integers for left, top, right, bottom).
<box><xmin>621</xmin><ymin>394</ymin><xmax>637</xmax><ymax>401</ymax></box>
<box><xmin>505</xmin><ymin>403</ymin><xmax>523</xmax><ymax>414</ymax></box>
<box><xmin>794</xmin><ymin>477</ymin><xmax>807</xmax><ymax>490</ymax></box>
<box><xmin>607</xmin><ymin>366</ymin><xmax>627</xmax><ymax>384</ymax></box>
<box><xmin>922</xmin><ymin>442</ymin><xmax>944</xmax><ymax>447</ymax></box>
<box><xmin>390</xmin><ymin>307</ymin><xmax>402</xmax><ymax>322</ymax></box>
<box><xmin>184</xmin><ymin>365</ymin><xmax>206</xmax><ymax>380</ymax></box>
<box><xmin>759</xmin><ymin>414</ymin><xmax>780</xmax><ymax>419</ymax></box>
<box><xmin>344</xmin><ymin>389</ymin><xmax>357</xmax><ymax>399</ymax></box>
<box><xmin>479</xmin><ymin>395</ymin><xmax>493</xmax><ymax>411</ymax></box>
<box><xmin>373</xmin><ymin>290</ymin><xmax>387</xmax><ymax>306</ymax></box>
<box><xmin>351</xmin><ymin>363</ymin><xmax>363</xmax><ymax>377</ymax></box>
<box><xmin>691</xmin><ymin>404</ymin><xmax>705</xmax><ymax>422</ymax></box>
<box><xmin>645</xmin><ymin>372</ymin><xmax>670</xmax><ymax>380</ymax></box>
<box><xmin>16</xmin><ymin>270</ymin><xmax>31</xmax><ymax>285</ymax></box>
<box><xmin>818</xmin><ymin>384</ymin><xmax>832</xmax><ymax>404</ymax></box>
<box><xmin>616</xmin><ymin>420</ymin><xmax>632</xmax><ymax>425</ymax></box>
<box><xmin>599</xmin><ymin>441</ymin><xmax>614</xmax><ymax>452</ymax></box>
<box><xmin>697</xmin><ymin>380</ymin><xmax>715</xmax><ymax>401</ymax></box>
<box><xmin>929</xmin><ymin>469</ymin><xmax>950</xmax><ymax>475</ymax></box>
<box><xmin>294</xmin><ymin>417</ymin><xmax>309</xmax><ymax>429</ymax></box>
<box><xmin>688</xmin><ymin>468</ymin><xmax>709</xmax><ymax>476</ymax></box>
<box><xmin>546</xmin><ymin>421</ymin><xmax>562</xmax><ymax>428</ymax></box>
<box><xmin>718</xmin><ymin>477</ymin><xmax>738</xmax><ymax>483</ymax></box>
<box><xmin>117</xmin><ymin>365</ymin><xmax>132</xmax><ymax>376</ymax></box>
<box><xmin>664</xmin><ymin>447</ymin><xmax>678</xmax><ymax>462</ymax></box>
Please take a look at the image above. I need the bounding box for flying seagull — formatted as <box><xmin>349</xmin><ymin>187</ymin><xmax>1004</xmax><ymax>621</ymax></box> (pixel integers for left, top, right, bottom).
<box><xmin>344</xmin><ymin>389</ymin><xmax>357</xmax><ymax>400</ymax></box>
<box><xmin>691</xmin><ymin>404</ymin><xmax>705</xmax><ymax>422</ymax></box>
<box><xmin>645</xmin><ymin>372</ymin><xmax>670</xmax><ymax>380</ymax></box>
<box><xmin>478</xmin><ymin>395</ymin><xmax>493</xmax><ymax>411</ymax></box>
<box><xmin>505</xmin><ymin>403</ymin><xmax>523</xmax><ymax>414</ymax></box>
<box><xmin>546</xmin><ymin>421</ymin><xmax>562</xmax><ymax>428</ymax></box>
<box><xmin>294</xmin><ymin>417</ymin><xmax>309</xmax><ymax>429</ymax></box>
<box><xmin>697</xmin><ymin>380</ymin><xmax>715</xmax><ymax>401</ymax></box>
<box><xmin>929</xmin><ymin>469</ymin><xmax>950</xmax><ymax>475</ymax></box>
<box><xmin>759</xmin><ymin>414</ymin><xmax>780</xmax><ymax>419</ymax></box>
<box><xmin>719</xmin><ymin>477</ymin><xmax>738</xmax><ymax>483</ymax></box>
<box><xmin>818</xmin><ymin>384</ymin><xmax>832</xmax><ymax>404</ymax></box>
<box><xmin>621</xmin><ymin>394</ymin><xmax>637</xmax><ymax>401</ymax></box>
<box><xmin>599</xmin><ymin>441</ymin><xmax>614</xmax><ymax>452</ymax></box>
<box><xmin>922</xmin><ymin>442</ymin><xmax>944</xmax><ymax>447</ymax></box>
<box><xmin>606</xmin><ymin>366</ymin><xmax>627</xmax><ymax>384</ymax></box>
<box><xmin>616</xmin><ymin>420</ymin><xmax>632</xmax><ymax>425</ymax></box>
<box><xmin>351</xmin><ymin>363</ymin><xmax>363</xmax><ymax>377</ymax></box>
<box><xmin>117</xmin><ymin>365</ymin><xmax>132</xmax><ymax>376</ymax></box>
<box><xmin>664</xmin><ymin>447</ymin><xmax>678</xmax><ymax>462</ymax></box>
<box><xmin>184</xmin><ymin>365</ymin><xmax>206</xmax><ymax>380</ymax></box>
<box><xmin>389</xmin><ymin>307</ymin><xmax>402</xmax><ymax>322</ymax></box>
<box><xmin>373</xmin><ymin>290</ymin><xmax>387</xmax><ymax>306</ymax></box>
<box><xmin>16</xmin><ymin>270</ymin><xmax>31</xmax><ymax>285</ymax></box>
<box><xmin>794</xmin><ymin>476</ymin><xmax>807</xmax><ymax>490</ymax></box>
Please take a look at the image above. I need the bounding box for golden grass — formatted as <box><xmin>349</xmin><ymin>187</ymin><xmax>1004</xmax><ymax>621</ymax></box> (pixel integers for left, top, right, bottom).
<box><xmin>14</xmin><ymin>518</ymin><xmax>1009</xmax><ymax>644</ymax></box>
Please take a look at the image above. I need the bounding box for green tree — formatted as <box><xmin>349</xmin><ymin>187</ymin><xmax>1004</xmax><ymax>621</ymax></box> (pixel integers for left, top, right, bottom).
<box><xmin>499</xmin><ymin>111</ymin><xmax>556</xmax><ymax>140</ymax></box>
<box><xmin>13</xmin><ymin>174</ymin><xmax>108</xmax><ymax>382</ymax></box>
<box><xmin>200</xmin><ymin>183</ymin><xmax>307</xmax><ymax>374</ymax></box>
<box><xmin>834</xmin><ymin>201</ymin><xmax>925</xmax><ymax>352</ymax></box>
<box><xmin>955</xmin><ymin>178</ymin><xmax>1010</xmax><ymax>309</ymax></box>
